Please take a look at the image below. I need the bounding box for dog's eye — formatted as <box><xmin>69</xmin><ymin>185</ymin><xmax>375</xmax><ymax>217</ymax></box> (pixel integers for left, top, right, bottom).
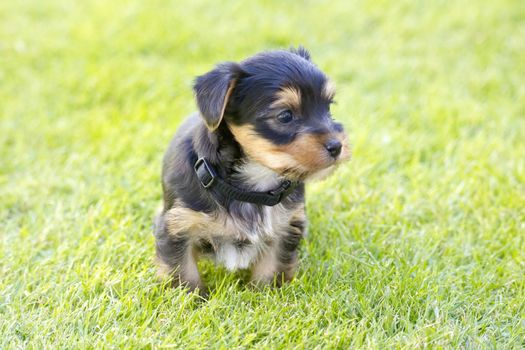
<box><xmin>277</xmin><ymin>110</ymin><xmax>293</xmax><ymax>123</ymax></box>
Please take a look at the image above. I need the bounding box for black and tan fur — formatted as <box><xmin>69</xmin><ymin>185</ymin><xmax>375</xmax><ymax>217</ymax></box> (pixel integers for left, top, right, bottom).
<box><xmin>154</xmin><ymin>47</ymin><xmax>350</xmax><ymax>293</ymax></box>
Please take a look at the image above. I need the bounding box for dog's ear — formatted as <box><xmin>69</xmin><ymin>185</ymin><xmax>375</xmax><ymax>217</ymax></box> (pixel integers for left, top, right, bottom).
<box><xmin>289</xmin><ymin>46</ymin><xmax>311</xmax><ymax>61</ymax></box>
<box><xmin>193</xmin><ymin>62</ymin><xmax>241</xmax><ymax>131</ymax></box>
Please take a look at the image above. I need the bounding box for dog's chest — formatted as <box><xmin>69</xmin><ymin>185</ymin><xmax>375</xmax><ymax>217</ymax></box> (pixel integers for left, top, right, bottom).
<box><xmin>208</xmin><ymin>162</ymin><xmax>292</xmax><ymax>270</ymax></box>
<box><xmin>210</xmin><ymin>204</ymin><xmax>288</xmax><ymax>269</ymax></box>
<box><xmin>229</xmin><ymin>202</ymin><xmax>290</xmax><ymax>236</ymax></box>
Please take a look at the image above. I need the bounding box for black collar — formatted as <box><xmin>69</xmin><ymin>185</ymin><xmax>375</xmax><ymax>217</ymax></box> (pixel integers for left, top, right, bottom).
<box><xmin>194</xmin><ymin>158</ymin><xmax>297</xmax><ymax>206</ymax></box>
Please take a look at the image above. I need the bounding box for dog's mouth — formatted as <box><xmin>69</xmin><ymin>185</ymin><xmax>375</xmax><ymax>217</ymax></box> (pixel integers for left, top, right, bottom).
<box><xmin>281</xmin><ymin>159</ymin><xmax>344</xmax><ymax>182</ymax></box>
<box><xmin>278</xmin><ymin>133</ymin><xmax>351</xmax><ymax>182</ymax></box>
<box><xmin>247</xmin><ymin>142</ymin><xmax>351</xmax><ymax>182</ymax></box>
<box><xmin>279</xmin><ymin>147</ymin><xmax>351</xmax><ymax>182</ymax></box>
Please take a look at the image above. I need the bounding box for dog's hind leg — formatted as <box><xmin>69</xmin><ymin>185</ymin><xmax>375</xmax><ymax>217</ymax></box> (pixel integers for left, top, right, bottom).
<box><xmin>154</xmin><ymin>214</ymin><xmax>203</xmax><ymax>292</ymax></box>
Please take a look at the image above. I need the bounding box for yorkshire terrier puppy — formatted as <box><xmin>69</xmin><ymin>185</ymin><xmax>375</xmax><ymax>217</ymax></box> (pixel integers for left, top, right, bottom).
<box><xmin>154</xmin><ymin>47</ymin><xmax>350</xmax><ymax>292</ymax></box>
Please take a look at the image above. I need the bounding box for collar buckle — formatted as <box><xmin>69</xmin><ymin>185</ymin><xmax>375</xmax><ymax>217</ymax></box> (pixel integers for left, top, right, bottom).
<box><xmin>194</xmin><ymin>158</ymin><xmax>216</xmax><ymax>188</ymax></box>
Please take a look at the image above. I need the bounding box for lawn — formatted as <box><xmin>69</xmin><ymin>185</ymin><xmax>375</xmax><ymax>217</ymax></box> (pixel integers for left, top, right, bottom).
<box><xmin>1</xmin><ymin>0</ymin><xmax>524</xmax><ymax>348</ymax></box>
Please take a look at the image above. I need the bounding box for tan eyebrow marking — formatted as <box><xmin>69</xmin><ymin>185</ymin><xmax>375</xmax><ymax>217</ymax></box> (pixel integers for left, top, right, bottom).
<box><xmin>322</xmin><ymin>80</ymin><xmax>336</xmax><ymax>100</ymax></box>
<box><xmin>270</xmin><ymin>86</ymin><xmax>302</xmax><ymax>110</ymax></box>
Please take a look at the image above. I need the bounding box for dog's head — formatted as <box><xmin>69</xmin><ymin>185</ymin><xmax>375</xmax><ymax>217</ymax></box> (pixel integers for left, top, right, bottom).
<box><xmin>193</xmin><ymin>47</ymin><xmax>350</xmax><ymax>181</ymax></box>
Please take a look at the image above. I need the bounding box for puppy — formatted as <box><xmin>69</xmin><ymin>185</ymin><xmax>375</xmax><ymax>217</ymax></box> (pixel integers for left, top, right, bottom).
<box><xmin>154</xmin><ymin>47</ymin><xmax>350</xmax><ymax>292</ymax></box>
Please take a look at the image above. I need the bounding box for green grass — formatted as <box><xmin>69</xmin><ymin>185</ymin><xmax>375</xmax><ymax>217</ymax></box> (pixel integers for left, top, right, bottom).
<box><xmin>1</xmin><ymin>0</ymin><xmax>524</xmax><ymax>348</ymax></box>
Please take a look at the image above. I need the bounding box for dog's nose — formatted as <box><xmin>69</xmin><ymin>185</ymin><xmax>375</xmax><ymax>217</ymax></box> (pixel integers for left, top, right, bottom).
<box><xmin>324</xmin><ymin>139</ymin><xmax>342</xmax><ymax>158</ymax></box>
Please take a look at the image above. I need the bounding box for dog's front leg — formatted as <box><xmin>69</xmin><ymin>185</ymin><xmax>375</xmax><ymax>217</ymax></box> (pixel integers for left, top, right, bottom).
<box><xmin>251</xmin><ymin>210</ymin><xmax>306</xmax><ymax>286</ymax></box>
<box><xmin>154</xmin><ymin>215</ymin><xmax>203</xmax><ymax>292</ymax></box>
